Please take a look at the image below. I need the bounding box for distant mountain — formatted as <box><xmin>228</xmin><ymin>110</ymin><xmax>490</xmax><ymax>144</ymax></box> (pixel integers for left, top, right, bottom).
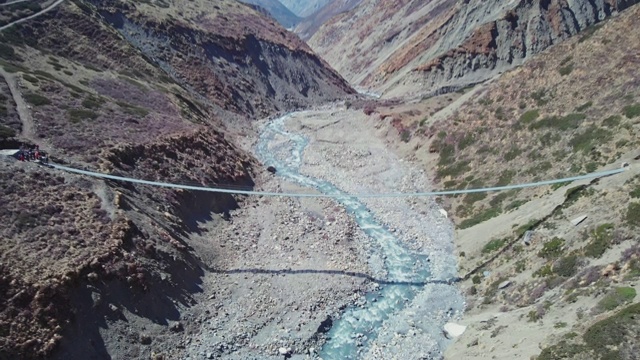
<box><xmin>294</xmin><ymin>0</ymin><xmax>362</xmax><ymax>40</ymax></box>
<box><xmin>279</xmin><ymin>0</ymin><xmax>332</xmax><ymax>17</ymax></box>
<box><xmin>238</xmin><ymin>0</ymin><xmax>302</xmax><ymax>28</ymax></box>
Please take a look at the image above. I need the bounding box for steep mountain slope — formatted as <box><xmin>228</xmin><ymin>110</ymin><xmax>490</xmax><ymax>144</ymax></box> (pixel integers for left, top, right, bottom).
<box><xmin>310</xmin><ymin>0</ymin><xmax>640</xmax><ymax>98</ymax></box>
<box><xmin>364</xmin><ymin>4</ymin><xmax>640</xmax><ymax>358</ymax></box>
<box><xmin>88</xmin><ymin>0</ymin><xmax>354</xmax><ymax>117</ymax></box>
<box><xmin>279</xmin><ymin>0</ymin><xmax>332</xmax><ymax>17</ymax></box>
<box><xmin>0</xmin><ymin>0</ymin><xmax>354</xmax><ymax>358</ymax></box>
<box><xmin>238</xmin><ymin>0</ymin><xmax>302</xmax><ymax>28</ymax></box>
<box><xmin>294</xmin><ymin>0</ymin><xmax>362</xmax><ymax>40</ymax></box>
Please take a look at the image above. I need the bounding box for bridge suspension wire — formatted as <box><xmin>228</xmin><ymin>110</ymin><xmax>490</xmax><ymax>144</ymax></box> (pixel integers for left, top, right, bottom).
<box><xmin>50</xmin><ymin>163</ymin><xmax>627</xmax><ymax>198</ymax></box>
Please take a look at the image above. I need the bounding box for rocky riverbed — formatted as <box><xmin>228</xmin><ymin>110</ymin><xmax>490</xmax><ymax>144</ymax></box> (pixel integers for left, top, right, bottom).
<box><xmin>180</xmin><ymin>106</ymin><xmax>464</xmax><ymax>359</ymax></box>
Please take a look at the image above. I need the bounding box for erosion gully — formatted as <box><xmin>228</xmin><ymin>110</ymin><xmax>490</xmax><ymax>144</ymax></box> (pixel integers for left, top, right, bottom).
<box><xmin>255</xmin><ymin>113</ymin><xmax>463</xmax><ymax>359</ymax></box>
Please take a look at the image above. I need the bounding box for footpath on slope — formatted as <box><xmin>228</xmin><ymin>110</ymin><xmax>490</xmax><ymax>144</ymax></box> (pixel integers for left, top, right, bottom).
<box><xmin>0</xmin><ymin>0</ymin><xmax>65</xmax><ymax>32</ymax></box>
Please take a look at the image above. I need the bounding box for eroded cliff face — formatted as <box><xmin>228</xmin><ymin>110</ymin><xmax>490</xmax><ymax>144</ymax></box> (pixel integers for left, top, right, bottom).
<box><xmin>88</xmin><ymin>0</ymin><xmax>354</xmax><ymax>117</ymax></box>
<box><xmin>309</xmin><ymin>0</ymin><xmax>640</xmax><ymax>98</ymax></box>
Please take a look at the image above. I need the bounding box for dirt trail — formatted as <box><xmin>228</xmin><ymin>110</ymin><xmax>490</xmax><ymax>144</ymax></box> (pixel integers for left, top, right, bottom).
<box><xmin>0</xmin><ymin>0</ymin><xmax>34</xmax><ymax>6</ymax></box>
<box><xmin>0</xmin><ymin>0</ymin><xmax>64</xmax><ymax>32</ymax></box>
<box><xmin>0</xmin><ymin>68</ymin><xmax>36</xmax><ymax>138</ymax></box>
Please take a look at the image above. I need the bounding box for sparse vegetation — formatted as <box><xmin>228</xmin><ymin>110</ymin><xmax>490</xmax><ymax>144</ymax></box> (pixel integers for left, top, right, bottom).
<box><xmin>622</xmin><ymin>103</ymin><xmax>640</xmax><ymax>118</ymax></box>
<box><xmin>602</xmin><ymin>115</ymin><xmax>621</xmax><ymax>127</ymax></box>
<box><xmin>575</xmin><ymin>101</ymin><xmax>592</xmax><ymax>112</ymax></box>
<box><xmin>538</xmin><ymin>237</ymin><xmax>565</xmax><ymax>259</ymax></box>
<box><xmin>583</xmin><ymin>223</ymin><xmax>614</xmax><ymax>258</ymax></box>
<box><xmin>482</xmin><ymin>238</ymin><xmax>507</xmax><ymax>254</ymax></box>
<box><xmin>595</xmin><ymin>287</ymin><xmax>637</xmax><ymax>312</ymax></box>
<box><xmin>0</xmin><ymin>124</ymin><xmax>16</xmax><ymax>139</ymax></box>
<box><xmin>24</xmin><ymin>93</ymin><xmax>51</xmax><ymax>106</ymax></box>
<box><xmin>459</xmin><ymin>207</ymin><xmax>501</xmax><ymax>229</ymax></box>
<box><xmin>529</xmin><ymin>113</ymin><xmax>586</xmax><ymax>131</ymax></box>
<box><xmin>569</xmin><ymin>126</ymin><xmax>612</xmax><ymax>153</ymax></box>
<box><xmin>553</xmin><ymin>254</ymin><xmax>578</xmax><ymax>277</ymax></box>
<box><xmin>67</xmin><ymin>108</ymin><xmax>99</xmax><ymax>123</ymax></box>
<box><xmin>582</xmin><ymin>303</ymin><xmax>640</xmax><ymax>359</ymax></box>
<box><xmin>518</xmin><ymin>109</ymin><xmax>539</xmax><ymax>124</ymax></box>
<box><xmin>626</xmin><ymin>202</ymin><xmax>640</xmax><ymax>227</ymax></box>
<box><xmin>558</xmin><ymin>63</ymin><xmax>574</xmax><ymax>76</ymax></box>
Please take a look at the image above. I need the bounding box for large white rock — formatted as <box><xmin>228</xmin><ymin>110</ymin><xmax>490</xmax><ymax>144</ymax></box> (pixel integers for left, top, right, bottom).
<box><xmin>571</xmin><ymin>215</ymin><xmax>588</xmax><ymax>226</ymax></box>
<box><xmin>444</xmin><ymin>322</ymin><xmax>467</xmax><ymax>338</ymax></box>
<box><xmin>439</xmin><ymin>209</ymin><xmax>448</xmax><ymax>218</ymax></box>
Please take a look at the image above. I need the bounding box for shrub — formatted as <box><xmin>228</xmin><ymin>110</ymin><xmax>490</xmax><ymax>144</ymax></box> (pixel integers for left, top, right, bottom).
<box><xmin>533</xmin><ymin>264</ymin><xmax>553</xmax><ymax>278</ymax></box>
<box><xmin>630</xmin><ymin>186</ymin><xmax>640</xmax><ymax>199</ymax></box>
<box><xmin>22</xmin><ymin>74</ymin><xmax>39</xmax><ymax>83</ymax></box>
<box><xmin>583</xmin><ymin>223</ymin><xmax>614</xmax><ymax>258</ymax></box>
<box><xmin>539</xmin><ymin>237</ymin><xmax>565</xmax><ymax>259</ymax></box>
<box><xmin>515</xmin><ymin>259</ymin><xmax>526</xmax><ymax>273</ymax></box>
<box><xmin>504</xmin><ymin>146</ymin><xmax>523</xmax><ymax>161</ymax></box>
<box><xmin>530</xmin><ymin>89</ymin><xmax>549</xmax><ymax>106</ymax></box>
<box><xmin>482</xmin><ymin>238</ymin><xmax>507</xmax><ymax>254</ymax></box>
<box><xmin>575</xmin><ymin>101</ymin><xmax>593</xmax><ymax>112</ymax></box>
<box><xmin>0</xmin><ymin>124</ymin><xmax>16</xmax><ymax>139</ymax></box>
<box><xmin>558</xmin><ymin>64</ymin><xmax>574</xmax><ymax>76</ymax></box>
<box><xmin>459</xmin><ymin>207</ymin><xmax>501</xmax><ymax>229</ymax></box>
<box><xmin>472</xmin><ymin>274</ymin><xmax>482</xmax><ymax>284</ymax></box>
<box><xmin>622</xmin><ymin>103</ymin><xmax>640</xmax><ymax>118</ymax></box>
<box><xmin>626</xmin><ymin>202</ymin><xmax>640</xmax><ymax>227</ymax></box>
<box><xmin>496</xmin><ymin>170</ymin><xmax>516</xmax><ymax>186</ymax></box>
<box><xmin>436</xmin><ymin>160</ymin><xmax>471</xmax><ymax>179</ymax></box>
<box><xmin>530</xmin><ymin>113</ymin><xmax>587</xmax><ymax>131</ymax></box>
<box><xmin>67</xmin><ymin>108</ymin><xmax>98</xmax><ymax>123</ymax></box>
<box><xmin>583</xmin><ymin>303</ymin><xmax>640</xmax><ymax>359</ymax></box>
<box><xmin>81</xmin><ymin>96</ymin><xmax>104</xmax><ymax>109</ymax></box>
<box><xmin>595</xmin><ymin>287</ymin><xmax>637</xmax><ymax>312</ymax></box>
<box><xmin>553</xmin><ymin>254</ymin><xmax>578</xmax><ymax>277</ymax></box>
<box><xmin>458</xmin><ymin>133</ymin><xmax>476</xmax><ymax>150</ymax></box>
<box><xmin>602</xmin><ymin>115</ymin><xmax>621</xmax><ymax>127</ymax></box>
<box><xmin>519</xmin><ymin>109</ymin><xmax>540</xmax><ymax>124</ymax></box>
<box><xmin>463</xmin><ymin>192</ymin><xmax>487</xmax><ymax>205</ymax></box>
<box><xmin>24</xmin><ymin>93</ymin><xmax>51</xmax><ymax>106</ymax></box>
<box><xmin>0</xmin><ymin>43</ymin><xmax>16</xmax><ymax>60</ymax></box>
<box><xmin>569</xmin><ymin>126</ymin><xmax>613</xmax><ymax>153</ymax></box>
<box><xmin>400</xmin><ymin>130</ymin><xmax>411</xmax><ymax>143</ymax></box>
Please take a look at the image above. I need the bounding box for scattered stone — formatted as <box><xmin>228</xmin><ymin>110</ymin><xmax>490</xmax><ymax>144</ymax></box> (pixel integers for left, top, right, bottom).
<box><xmin>571</xmin><ymin>215</ymin><xmax>587</xmax><ymax>226</ymax></box>
<box><xmin>498</xmin><ymin>281</ymin><xmax>511</xmax><ymax>290</ymax></box>
<box><xmin>443</xmin><ymin>323</ymin><xmax>467</xmax><ymax>338</ymax></box>
<box><xmin>170</xmin><ymin>321</ymin><xmax>184</xmax><ymax>332</ymax></box>
<box><xmin>140</xmin><ymin>334</ymin><xmax>152</xmax><ymax>345</ymax></box>
<box><xmin>278</xmin><ymin>347</ymin><xmax>291</xmax><ymax>355</ymax></box>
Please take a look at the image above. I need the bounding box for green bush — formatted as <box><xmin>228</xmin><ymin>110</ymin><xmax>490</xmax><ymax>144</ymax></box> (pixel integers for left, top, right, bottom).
<box><xmin>504</xmin><ymin>146</ymin><xmax>523</xmax><ymax>161</ymax></box>
<box><xmin>583</xmin><ymin>303</ymin><xmax>640</xmax><ymax>359</ymax></box>
<box><xmin>531</xmin><ymin>89</ymin><xmax>549</xmax><ymax>106</ymax></box>
<box><xmin>583</xmin><ymin>223</ymin><xmax>614</xmax><ymax>258</ymax></box>
<box><xmin>569</xmin><ymin>126</ymin><xmax>613</xmax><ymax>153</ymax></box>
<box><xmin>575</xmin><ymin>101</ymin><xmax>593</xmax><ymax>112</ymax></box>
<box><xmin>538</xmin><ymin>237</ymin><xmax>565</xmax><ymax>259</ymax></box>
<box><xmin>68</xmin><ymin>108</ymin><xmax>98</xmax><ymax>123</ymax></box>
<box><xmin>459</xmin><ymin>207</ymin><xmax>502</xmax><ymax>229</ymax></box>
<box><xmin>602</xmin><ymin>115</ymin><xmax>621</xmax><ymax>127</ymax></box>
<box><xmin>630</xmin><ymin>186</ymin><xmax>640</xmax><ymax>199</ymax></box>
<box><xmin>623</xmin><ymin>103</ymin><xmax>640</xmax><ymax>118</ymax></box>
<box><xmin>530</xmin><ymin>113</ymin><xmax>586</xmax><ymax>131</ymax></box>
<box><xmin>0</xmin><ymin>43</ymin><xmax>16</xmax><ymax>60</ymax></box>
<box><xmin>81</xmin><ymin>96</ymin><xmax>104</xmax><ymax>109</ymax></box>
<box><xmin>558</xmin><ymin>64</ymin><xmax>574</xmax><ymax>76</ymax></box>
<box><xmin>626</xmin><ymin>202</ymin><xmax>640</xmax><ymax>227</ymax></box>
<box><xmin>24</xmin><ymin>93</ymin><xmax>51</xmax><ymax>106</ymax></box>
<box><xmin>472</xmin><ymin>274</ymin><xmax>482</xmax><ymax>284</ymax></box>
<box><xmin>519</xmin><ymin>109</ymin><xmax>540</xmax><ymax>124</ymax></box>
<box><xmin>437</xmin><ymin>160</ymin><xmax>471</xmax><ymax>179</ymax></box>
<box><xmin>496</xmin><ymin>170</ymin><xmax>516</xmax><ymax>186</ymax></box>
<box><xmin>22</xmin><ymin>74</ymin><xmax>39</xmax><ymax>83</ymax></box>
<box><xmin>482</xmin><ymin>238</ymin><xmax>507</xmax><ymax>254</ymax></box>
<box><xmin>533</xmin><ymin>264</ymin><xmax>553</xmax><ymax>278</ymax></box>
<box><xmin>553</xmin><ymin>254</ymin><xmax>578</xmax><ymax>277</ymax></box>
<box><xmin>400</xmin><ymin>130</ymin><xmax>411</xmax><ymax>143</ymax></box>
<box><xmin>0</xmin><ymin>124</ymin><xmax>16</xmax><ymax>139</ymax></box>
<box><xmin>596</xmin><ymin>287</ymin><xmax>637</xmax><ymax>312</ymax></box>
<box><xmin>463</xmin><ymin>192</ymin><xmax>487</xmax><ymax>205</ymax></box>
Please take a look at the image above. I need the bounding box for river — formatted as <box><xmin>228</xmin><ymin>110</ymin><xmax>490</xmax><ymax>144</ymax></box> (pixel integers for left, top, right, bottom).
<box><xmin>254</xmin><ymin>113</ymin><xmax>464</xmax><ymax>359</ymax></box>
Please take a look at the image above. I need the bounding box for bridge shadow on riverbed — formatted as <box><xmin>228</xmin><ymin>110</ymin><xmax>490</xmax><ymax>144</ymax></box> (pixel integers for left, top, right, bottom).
<box><xmin>211</xmin><ymin>268</ymin><xmax>461</xmax><ymax>286</ymax></box>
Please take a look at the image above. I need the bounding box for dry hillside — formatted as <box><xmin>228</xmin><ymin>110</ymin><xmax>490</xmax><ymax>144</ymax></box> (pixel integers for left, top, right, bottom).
<box><xmin>367</xmin><ymin>4</ymin><xmax>640</xmax><ymax>359</ymax></box>
<box><xmin>0</xmin><ymin>0</ymin><xmax>354</xmax><ymax>358</ymax></box>
<box><xmin>309</xmin><ymin>0</ymin><xmax>640</xmax><ymax>99</ymax></box>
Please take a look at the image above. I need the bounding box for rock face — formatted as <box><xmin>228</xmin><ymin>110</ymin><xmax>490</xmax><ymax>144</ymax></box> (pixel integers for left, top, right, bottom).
<box><xmin>294</xmin><ymin>0</ymin><xmax>363</xmax><ymax>40</ymax></box>
<box><xmin>238</xmin><ymin>0</ymin><xmax>302</xmax><ymax>28</ymax></box>
<box><xmin>89</xmin><ymin>0</ymin><xmax>355</xmax><ymax>117</ymax></box>
<box><xmin>309</xmin><ymin>0</ymin><xmax>640</xmax><ymax>98</ymax></box>
<box><xmin>279</xmin><ymin>0</ymin><xmax>333</xmax><ymax>17</ymax></box>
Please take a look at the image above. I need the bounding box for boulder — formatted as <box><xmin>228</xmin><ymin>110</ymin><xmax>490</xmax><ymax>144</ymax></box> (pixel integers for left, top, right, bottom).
<box><xmin>498</xmin><ymin>280</ymin><xmax>511</xmax><ymax>289</ymax></box>
<box><xmin>267</xmin><ymin>166</ymin><xmax>277</xmax><ymax>174</ymax></box>
<box><xmin>571</xmin><ymin>215</ymin><xmax>587</xmax><ymax>226</ymax></box>
<box><xmin>444</xmin><ymin>322</ymin><xmax>467</xmax><ymax>338</ymax></box>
